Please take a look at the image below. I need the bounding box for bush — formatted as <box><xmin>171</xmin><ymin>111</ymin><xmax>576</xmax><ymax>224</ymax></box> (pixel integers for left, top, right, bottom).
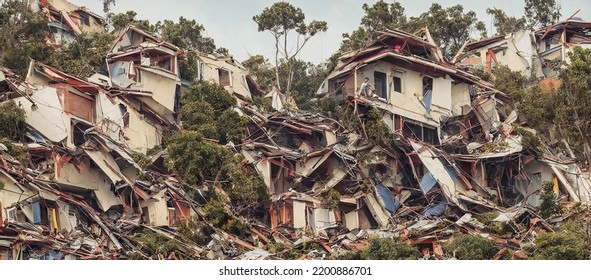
<box><xmin>476</xmin><ymin>211</ymin><xmax>513</xmax><ymax>235</ymax></box>
<box><xmin>184</xmin><ymin>81</ymin><xmax>236</xmax><ymax>113</ymax></box>
<box><xmin>135</xmin><ymin>229</ymin><xmax>180</xmax><ymax>258</ymax></box>
<box><xmin>444</xmin><ymin>234</ymin><xmax>498</xmax><ymax>260</ymax></box>
<box><xmin>0</xmin><ymin>100</ymin><xmax>26</xmax><ymax>140</ymax></box>
<box><xmin>343</xmin><ymin>238</ymin><xmax>419</xmax><ymax>260</ymax></box>
<box><xmin>220</xmin><ymin>155</ymin><xmax>269</xmax><ymax>210</ymax></box>
<box><xmin>365</xmin><ymin>108</ymin><xmax>391</xmax><ymax>146</ymax></box>
<box><xmin>533</xmin><ymin>222</ymin><xmax>590</xmax><ymax>260</ymax></box>
<box><xmin>166</xmin><ymin>131</ymin><xmax>230</xmax><ymax>185</ymax></box>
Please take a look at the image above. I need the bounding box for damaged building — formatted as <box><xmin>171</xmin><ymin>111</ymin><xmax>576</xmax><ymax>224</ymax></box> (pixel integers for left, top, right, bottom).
<box><xmin>30</xmin><ymin>0</ymin><xmax>106</xmax><ymax>45</ymax></box>
<box><xmin>453</xmin><ymin>15</ymin><xmax>591</xmax><ymax>88</ymax></box>
<box><xmin>1</xmin><ymin>5</ymin><xmax>590</xmax><ymax>259</ymax></box>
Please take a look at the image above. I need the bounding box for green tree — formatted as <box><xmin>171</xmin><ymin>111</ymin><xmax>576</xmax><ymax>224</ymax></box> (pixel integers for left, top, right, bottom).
<box><xmin>51</xmin><ymin>32</ymin><xmax>115</xmax><ymax>78</ymax></box>
<box><xmin>486</xmin><ymin>7</ymin><xmax>527</xmax><ymax>35</ymax></box>
<box><xmin>524</xmin><ymin>0</ymin><xmax>561</xmax><ymax>29</ymax></box>
<box><xmin>555</xmin><ymin>47</ymin><xmax>591</xmax><ymax>165</ymax></box>
<box><xmin>539</xmin><ymin>181</ymin><xmax>561</xmax><ymax>218</ymax></box>
<box><xmin>533</xmin><ymin>221</ymin><xmax>590</xmax><ymax>260</ymax></box>
<box><xmin>242</xmin><ymin>54</ymin><xmax>275</xmax><ymax>92</ymax></box>
<box><xmin>184</xmin><ymin>81</ymin><xmax>236</xmax><ymax>113</ymax></box>
<box><xmin>0</xmin><ymin>100</ymin><xmax>26</xmax><ymax>140</ymax></box>
<box><xmin>337</xmin><ymin>1</ymin><xmax>407</xmax><ymax>56</ymax></box>
<box><xmin>0</xmin><ymin>1</ymin><xmax>54</xmax><ymax>76</ymax></box>
<box><xmin>444</xmin><ymin>234</ymin><xmax>498</xmax><ymax>260</ymax></box>
<box><xmin>253</xmin><ymin>2</ymin><xmax>327</xmax><ymax>94</ymax></box>
<box><xmin>413</xmin><ymin>3</ymin><xmax>487</xmax><ymax>58</ymax></box>
<box><xmin>160</xmin><ymin>17</ymin><xmax>216</xmax><ymax>53</ymax></box>
<box><xmin>108</xmin><ymin>10</ymin><xmax>156</xmax><ymax>32</ymax></box>
<box><xmin>166</xmin><ymin>131</ymin><xmax>230</xmax><ymax>185</ymax></box>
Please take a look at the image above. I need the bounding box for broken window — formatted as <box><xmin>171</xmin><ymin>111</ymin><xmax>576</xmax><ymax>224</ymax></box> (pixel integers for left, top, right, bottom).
<box><xmin>72</xmin><ymin>120</ymin><xmax>92</xmax><ymax>146</ymax></box>
<box><xmin>218</xmin><ymin>68</ymin><xmax>231</xmax><ymax>86</ymax></box>
<box><xmin>333</xmin><ymin>77</ymin><xmax>346</xmax><ymax>103</ymax></box>
<box><xmin>79</xmin><ymin>13</ymin><xmax>90</xmax><ymax>26</ymax></box>
<box><xmin>422</xmin><ymin>76</ymin><xmax>433</xmax><ymax>111</ymax></box>
<box><xmin>65</xmin><ymin>91</ymin><xmax>95</xmax><ymax>123</ymax></box>
<box><xmin>393</xmin><ymin>71</ymin><xmax>403</xmax><ymax>93</ymax></box>
<box><xmin>422</xmin><ymin>126</ymin><xmax>439</xmax><ymax>145</ymax></box>
<box><xmin>6</xmin><ymin>207</ymin><xmax>16</xmax><ymax>223</ymax></box>
<box><xmin>374</xmin><ymin>71</ymin><xmax>387</xmax><ymax>99</ymax></box>
<box><xmin>402</xmin><ymin>119</ymin><xmax>439</xmax><ymax>144</ymax></box>
<box><xmin>119</xmin><ymin>104</ymin><xmax>129</xmax><ymax>128</ymax></box>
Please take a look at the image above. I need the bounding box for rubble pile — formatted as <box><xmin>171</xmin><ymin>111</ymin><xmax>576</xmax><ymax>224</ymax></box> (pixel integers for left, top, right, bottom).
<box><xmin>1</xmin><ymin>1</ymin><xmax>591</xmax><ymax>260</ymax></box>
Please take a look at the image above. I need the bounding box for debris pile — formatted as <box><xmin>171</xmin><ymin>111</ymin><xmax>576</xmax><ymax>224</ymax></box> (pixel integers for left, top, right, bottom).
<box><xmin>1</xmin><ymin>3</ymin><xmax>591</xmax><ymax>260</ymax></box>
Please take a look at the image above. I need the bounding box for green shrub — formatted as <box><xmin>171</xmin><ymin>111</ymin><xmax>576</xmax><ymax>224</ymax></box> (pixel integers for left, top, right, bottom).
<box><xmin>342</xmin><ymin>238</ymin><xmax>419</xmax><ymax>260</ymax></box>
<box><xmin>444</xmin><ymin>234</ymin><xmax>498</xmax><ymax>260</ymax></box>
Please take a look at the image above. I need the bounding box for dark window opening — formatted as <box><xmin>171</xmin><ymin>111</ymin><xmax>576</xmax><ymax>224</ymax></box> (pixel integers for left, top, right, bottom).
<box><xmin>422</xmin><ymin>76</ymin><xmax>433</xmax><ymax>111</ymax></box>
<box><xmin>72</xmin><ymin>121</ymin><xmax>92</xmax><ymax>146</ymax></box>
<box><xmin>374</xmin><ymin>71</ymin><xmax>387</xmax><ymax>99</ymax></box>
<box><xmin>333</xmin><ymin>78</ymin><xmax>346</xmax><ymax>103</ymax></box>
<box><xmin>79</xmin><ymin>13</ymin><xmax>89</xmax><ymax>26</ymax></box>
<box><xmin>401</xmin><ymin>119</ymin><xmax>439</xmax><ymax>144</ymax></box>
<box><xmin>218</xmin><ymin>68</ymin><xmax>231</xmax><ymax>86</ymax></box>
<box><xmin>422</xmin><ymin>76</ymin><xmax>433</xmax><ymax>96</ymax></box>
<box><xmin>393</xmin><ymin>72</ymin><xmax>403</xmax><ymax>93</ymax></box>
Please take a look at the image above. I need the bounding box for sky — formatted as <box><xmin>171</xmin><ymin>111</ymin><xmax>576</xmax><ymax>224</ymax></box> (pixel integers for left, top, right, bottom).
<box><xmin>71</xmin><ymin>0</ymin><xmax>591</xmax><ymax>64</ymax></box>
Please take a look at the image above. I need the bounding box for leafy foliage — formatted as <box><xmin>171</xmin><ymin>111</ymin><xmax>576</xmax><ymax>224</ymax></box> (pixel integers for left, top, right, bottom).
<box><xmin>0</xmin><ymin>100</ymin><xmax>26</xmax><ymax>140</ymax></box>
<box><xmin>336</xmin><ymin>1</ymin><xmax>485</xmax><ymax>59</ymax></box>
<box><xmin>554</xmin><ymin>47</ymin><xmax>591</xmax><ymax>165</ymax></box>
<box><xmin>539</xmin><ymin>181</ymin><xmax>561</xmax><ymax>218</ymax></box>
<box><xmin>0</xmin><ymin>1</ymin><xmax>54</xmax><ymax>76</ymax></box>
<box><xmin>486</xmin><ymin>8</ymin><xmax>527</xmax><ymax>35</ymax></box>
<box><xmin>50</xmin><ymin>32</ymin><xmax>115</xmax><ymax>78</ymax></box>
<box><xmin>135</xmin><ymin>229</ymin><xmax>180</xmax><ymax>257</ymax></box>
<box><xmin>533</xmin><ymin>221</ymin><xmax>590</xmax><ymax>260</ymax></box>
<box><xmin>166</xmin><ymin>131</ymin><xmax>230</xmax><ymax>185</ymax></box>
<box><xmin>365</xmin><ymin>109</ymin><xmax>392</xmax><ymax>146</ymax></box>
<box><xmin>444</xmin><ymin>234</ymin><xmax>498</xmax><ymax>260</ymax></box>
<box><xmin>220</xmin><ymin>156</ymin><xmax>269</xmax><ymax>211</ymax></box>
<box><xmin>253</xmin><ymin>2</ymin><xmax>328</xmax><ymax>94</ymax></box>
<box><xmin>160</xmin><ymin>16</ymin><xmax>216</xmax><ymax>53</ymax></box>
<box><xmin>109</xmin><ymin>11</ymin><xmax>157</xmax><ymax>32</ymax></box>
<box><xmin>524</xmin><ymin>0</ymin><xmax>561</xmax><ymax>29</ymax></box>
<box><xmin>343</xmin><ymin>238</ymin><xmax>419</xmax><ymax>260</ymax></box>
<box><xmin>184</xmin><ymin>81</ymin><xmax>236</xmax><ymax>113</ymax></box>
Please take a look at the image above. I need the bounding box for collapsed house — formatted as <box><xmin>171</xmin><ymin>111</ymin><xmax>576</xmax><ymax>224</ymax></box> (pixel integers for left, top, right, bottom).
<box><xmin>30</xmin><ymin>0</ymin><xmax>106</xmax><ymax>45</ymax></box>
<box><xmin>453</xmin><ymin>16</ymin><xmax>591</xmax><ymax>83</ymax></box>
<box><xmin>1</xmin><ymin>13</ymin><xmax>590</xmax><ymax>259</ymax></box>
<box><xmin>0</xmin><ymin>26</ymin><xmax>199</xmax><ymax>259</ymax></box>
<box><xmin>187</xmin><ymin>52</ymin><xmax>263</xmax><ymax>101</ymax></box>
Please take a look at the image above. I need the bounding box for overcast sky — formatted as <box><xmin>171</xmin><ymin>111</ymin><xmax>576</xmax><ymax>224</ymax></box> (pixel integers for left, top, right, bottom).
<box><xmin>72</xmin><ymin>0</ymin><xmax>591</xmax><ymax>64</ymax></box>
